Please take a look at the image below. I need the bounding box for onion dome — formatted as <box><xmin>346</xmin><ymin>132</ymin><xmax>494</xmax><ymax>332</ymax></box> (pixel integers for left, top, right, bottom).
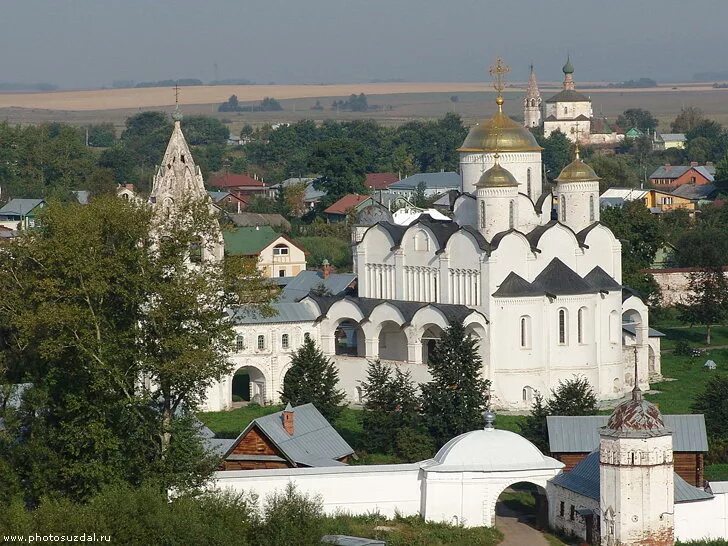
<box><xmin>476</xmin><ymin>161</ymin><xmax>519</xmax><ymax>188</ymax></box>
<box><xmin>459</xmin><ymin>99</ymin><xmax>542</xmax><ymax>153</ymax></box>
<box><xmin>554</xmin><ymin>157</ymin><xmax>600</xmax><ymax>184</ymax></box>
<box><xmin>563</xmin><ymin>55</ymin><xmax>574</xmax><ymax>75</ymax></box>
<box><xmin>603</xmin><ymin>382</ymin><xmax>669</xmax><ymax>438</ymax></box>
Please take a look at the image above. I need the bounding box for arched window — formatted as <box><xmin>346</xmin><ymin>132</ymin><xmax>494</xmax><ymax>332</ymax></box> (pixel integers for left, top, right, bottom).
<box><xmin>189</xmin><ymin>237</ymin><xmax>202</xmax><ymax>263</ymax></box>
<box><xmin>564</xmin><ymin>106</ymin><xmax>568</xmax><ymax>115</ymax></box>
<box><xmin>235</xmin><ymin>334</ymin><xmax>244</xmax><ymax>352</ymax></box>
<box><xmin>578</xmin><ymin>307</ymin><xmax>587</xmax><ymax>344</ymax></box>
<box><xmin>520</xmin><ymin>316</ymin><xmax>531</xmax><ymax>348</ymax></box>
<box><xmin>522</xmin><ymin>386</ymin><xmax>534</xmax><ymax>403</ymax></box>
<box><xmin>414</xmin><ymin>230</ymin><xmax>429</xmax><ymax>251</ymax></box>
<box><xmin>561</xmin><ymin>196</ymin><xmax>567</xmax><ymax>222</ymax></box>
<box><xmin>531</xmin><ymin>99</ymin><xmax>536</xmax><ymax>107</ymax></box>
<box><xmin>589</xmin><ymin>195</ymin><xmax>595</xmax><ymax>222</ymax></box>
<box><xmin>558</xmin><ymin>308</ymin><xmax>568</xmax><ymax>344</ymax></box>
<box><xmin>480</xmin><ymin>201</ymin><xmax>486</xmax><ymax>229</ymax></box>
<box><xmin>257</xmin><ymin>335</ymin><xmax>265</xmax><ymax>350</ymax></box>
<box><xmin>609</xmin><ymin>310</ymin><xmax>619</xmax><ymax>343</ymax></box>
<box><xmin>527</xmin><ymin>168</ymin><xmax>532</xmax><ymax>197</ymax></box>
<box><xmin>509</xmin><ymin>200</ymin><xmax>515</xmax><ymax>229</ymax></box>
<box><xmin>272</xmin><ymin>244</ymin><xmax>289</xmax><ymax>256</ymax></box>
<box><xmin>281</xmin><ymin>333</ymin><xmax>289</xmax><ymax>349</ymax></box>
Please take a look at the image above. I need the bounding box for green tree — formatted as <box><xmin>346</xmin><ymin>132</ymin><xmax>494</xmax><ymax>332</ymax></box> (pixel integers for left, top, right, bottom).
<box><xmin>589</xmin><ymin>154</ymin><xmax>640</xmax><ymax>191</ymax></box>
<box><xmin>260</xmin><ymin>97</ymin><xmax>283</xmax><ymax>112</ymax></box>
<box><xmin>671</xmin><ymin>106</ymin><xmax>705</xmax><ymax>133</ymax></box>
<box><xmin>309</xmin><ymin>139</ymin><xmax>368</xmax><ymax>205</ymax></box>
<box><xmin>677</xmin><ymin>269</ymin><xmax>728</xmax><ymax>344</ymax></box>
<box><xmin>616</xmin><ymin>108</ymin><xmax>658</xmax><ymax>133</ymax></box>
<box><xmin>674</xmin><ymin>227</ymin><xmax>728</xmax><ymax>268</ymax></box>
<box><xmin>181</xmin><ymin>116</ymin><xmax>230</xmax><ymax>145</ymax></box>
<box><xmin>218</xmin><ymin>94</ymin><xmax>242</xmax><ymax>112</ymax></box>
<box><xmin>420</xmin><ymin>320</ymin><xmax>489</xmax><ymax>447</ymax></box>
<box><xmin>86</xmin><ymin>123</ymin><xmax>116</xmax><ymax>147</ymax></box>
<box><xmin>692</xmin><ymin>375</ymin><xmax>728</xmax><ymax>438</ymax></box>
<box><xmin>0</xmin><ymin>197</ymin><xmax>271</xmax><ymax>501</ymax></box>
<box><xmin>521</xmin><ymin>376</ymin><xmax>598</xmax><ymax>452</ymax></box>
<box><xmin>280</xmin><ymin>336</ymin><xmax>345</xmax><ymax>422</ymax></box>
<box><xmin>537</xmin><ymin>130</ymin><xmax>573</xmax><ymax>180</ymax></box>
<box><xmin>412</xmin><ymin>180</ymin><xmax>429</xmax><ymax>207</ymax></box>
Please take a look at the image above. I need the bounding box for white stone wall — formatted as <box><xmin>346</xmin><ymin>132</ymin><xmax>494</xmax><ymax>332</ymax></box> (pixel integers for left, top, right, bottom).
<box><xmin>675</xmin><ymin>490</ymin><xmax>728</xmax><ymax>542</ymax></box>
<box><xmin>557</xmin><ymin>180</ymin><xmax>600</xmax><ymax>233</ymax></box>
<box><xmin>546</xmin><ymin>483</ymin><xmax>599</xmax><ymax>542</ymax></box>
<box><xmin>212</xmin><ymin>465</ymin><xmax>423</xmax><ymax>519</ymax></box>
<box><xmin>544</xmin><ymin>119</ymin><xmax>592</xmax><ymax>143</ymax></box>
<box><xmin>460</xmin><ymin>151</ymin><xmax>542</xmax><ymax>199</ymax></box>
<box><xmin>477</xmin><ymin>186</ymin><xmax>518</xmax><ymax>241</ymax></box>
<box><xmin>599</xmin><ymin>434</ymin><xmax>674</xmax><ymax>545</ymax></box>
<box><xmin>649</xmin><ymin>268</ymin><xmax>728</xmax><ymax>307</ymax></box>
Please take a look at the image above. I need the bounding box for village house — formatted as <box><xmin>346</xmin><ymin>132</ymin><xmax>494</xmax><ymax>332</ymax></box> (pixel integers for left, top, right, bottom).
<box><xmin>649</xmin><ymin>162</ymin><xmax>715</xmax><ymax>189</ymax></box>
<box><xmin>216</xmin><ymin>403</ymin><xmax>355</xmax><ymax>470</ymax></box>
<box><xmin>0</xmin><ymin>198</ymin><xmax>46</xmax><ymax>230</ymax></box>
<box><xmin>223</xmin><ymin>225</ymin><xmax>307</xmax><ymax>278</ymax></box>
<box><xmin>323</xmin><ymin>194</ymin><xmax>390</xmax><ymax>224</ymax></box>
<box><xmin>600</xmin><ymin>187</ymin><xmax>696</xmax><ymax>213</ymax></box>
<box><xmin>207</xmin><ymin>190</ymin><xmax>248</xmax><ymax>213</ymax></box>
<box><xmin>385</xmin><ymin>172</ymin><xmax>462</xmax><ymax>203</ymax></box>
<box><xmin>209</xmin><ymin>172</ymin><xmax>271</xmax><ymax>198</ymax></box>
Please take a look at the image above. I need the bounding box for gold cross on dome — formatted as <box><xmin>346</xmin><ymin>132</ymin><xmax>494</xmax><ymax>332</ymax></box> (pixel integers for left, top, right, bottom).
<box><xmin>574</xmin><ymin>122</ymin><xmax>582</xmax><ymax>158</ymax></box>
<box><xmin>173</xmin><ymin>82</ymin><xmax>180</xmax><ymax>107</ymax></box>
<box><xmin>489</xmin><ymin>58</ymin><xmax>510</xmax><ymax>96</ymax></box>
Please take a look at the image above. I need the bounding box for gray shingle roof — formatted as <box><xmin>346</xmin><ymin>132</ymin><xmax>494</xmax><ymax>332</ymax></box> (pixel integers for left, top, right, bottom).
<box><xmin>622</xmin><ymin>324</ymin><xmax>666</xmax><ymax>338</ymax></box>
<box><xmin>550</xmin><ymin>450</ymin><xmax>713</xmax><ymax>503</ymax></box>
<box><xmin>388</xmin><ymin>172</ymin><xmax>461</xmax><ymax>190</ymax></box>
<box><xmin>650</xmin><ymin>165</ymin><xmax>715</xmax><ymax>181</ymax></box>
<box><xmin>279</xmin><ymin>270</ymin><xmax>356</xmax><ymax>302</ymax></box>
<box><xmin>224</xmin><ymin>403</ymin><xmax>354</xmax><ymax>467</ymax></box>
<box><xmin>545</xmin><ymin>89</ymin><xmax>591</xmax><ymax>104</ymax></box>
<box><xmin>532</xmin><ymin>258</ymin><xmax>597</xmax><ymax>296</ymax></box>
<box><xmin>584</xmin><ymin>266</ymin><xmax>622</xmax><ymax>292</ymax></box>
<box><xmin>547</xmin><ymin>415</ymin><xmax>708</xmax><ymax>452</ymax></box>
<box><xmin>671</xmin><ymin>183</ymin><xmax>717</xmax><ymax>200</ymax></box>
<box><xmin>230</xmin><ymin>302</ymin><xmax>319</xmax><ymax>324</ymax></box>
<box><xmin>306</xmin><ymin>294</ymin><xmax>487</xmax><ymax>325</ymax></box>
<box><xmin>365</xmin><ymin>216</ymin><xmax>490</xmax><ymax>254</ymax></box>
<box><xmin>493</xmin><ymin>272</ymin><xmax>544</xmax><ymax>298</ymax></box>
<box><xmin>0</xmin><ymin>198</ymin><xmax>45</xmax><ymax>217</ymax></box>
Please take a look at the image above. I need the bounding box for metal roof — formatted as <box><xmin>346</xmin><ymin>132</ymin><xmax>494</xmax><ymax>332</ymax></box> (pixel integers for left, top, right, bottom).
<box><xmin>551</xmin><ymin>450</ymin><xmax>713</xmax><ymax>503</ymax></box>
<box><xmin>622</xmin><ymin>323</ymin><xmax>666</xmax><ymax>338</ymax></box>
<box><xmin>547</xmin><ymin>415</ymin><xmax>708</xmax><ymax>452</ymax></box>
<box><xmin>279</xmin><ymin>270</ymin><xmax>356</xmax><ymax>302</ymax></box>
<box><xmin>708</xmin><ymin>482</ymin><xmax>728</xmax><ymax>494</ymax></box>
<box><xmin>224</xmin><ymin>403</ymin><xmax>354</xmax><ymax>467</ymax></box>
<box><xmin>660</xmin><ymin>133</ymin><xmax>686</xmax><ymax>142</ymax></box>
<box><xmin>0</xmin><ymin>198</ymin><xmax>45</xmax><ymax>217</ymax></box>
<box><xmin>671</xmin><ymin>183</ymin><xmax>717</xmax><ymax>201</ymax></box>
<box><xmin>650</xmin><ymin>165</ymin><xmax>715</xmax><ymax>181</ymax></box>
<box><xmin>230</xmin><ymin>302</ymin><xmax>319</xmax><ymax>324</ymax></box>
<box><xmin>388</xmin><ymin>171</ymin><xmax>461</xmax><ymax>190</ymax></box>
<box><xmin>545</xmin><ymin>89</ymin><xmax>591</xmax><ymax>104</ymax></box>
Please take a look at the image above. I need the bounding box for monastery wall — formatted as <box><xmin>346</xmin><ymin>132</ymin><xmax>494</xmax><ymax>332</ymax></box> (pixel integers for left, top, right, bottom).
<box><xmin>212</xmin><ymin>464</ymin><xmax>423</xmax><ymax>519</ymax></box>
<box><xmin>674</xmin><ymin>489</ymin><xmax>728</xmax><ymax>542</ymax></box>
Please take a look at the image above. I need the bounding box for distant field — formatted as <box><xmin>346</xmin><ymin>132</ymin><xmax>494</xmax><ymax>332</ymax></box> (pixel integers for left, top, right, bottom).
<box><xmin>2</xmin><ymin>82</ymin><xmax>728</xmax><ymax>132</ymax></box>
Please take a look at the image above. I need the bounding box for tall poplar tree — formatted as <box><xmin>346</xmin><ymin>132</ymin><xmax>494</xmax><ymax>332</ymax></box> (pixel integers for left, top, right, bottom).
<box><xmin>420</xmin><ymin>320</ymin><xmax>489</xmax><ymax>447</ymax></box>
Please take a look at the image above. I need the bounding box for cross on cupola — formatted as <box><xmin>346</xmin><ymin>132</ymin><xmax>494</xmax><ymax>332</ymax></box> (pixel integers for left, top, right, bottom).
<box><xmin>489</xmin><ymin>58</ymin><xmax>510</xmax><ymax>113</ymax></box>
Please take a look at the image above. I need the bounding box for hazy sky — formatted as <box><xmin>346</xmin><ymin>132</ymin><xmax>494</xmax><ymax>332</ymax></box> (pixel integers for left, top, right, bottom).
<box><xmin>0</xmin><ymin>0</ymin><xmax>725</xmax><ymax>88</ymax></box>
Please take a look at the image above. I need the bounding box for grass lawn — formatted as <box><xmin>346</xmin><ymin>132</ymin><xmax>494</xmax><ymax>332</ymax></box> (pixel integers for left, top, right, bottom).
<box><xmin>321</xmin><ymin>513</ymin><xmax>503</xmax><ymax>546</ymax></box>
<box><xmin>657</xmin><ymin>324</ymin><xmax>728</xmax><ymax>351</ymax></box>
<box><xmin>644</xmin><ymin>349</ymin><xmax>725</xmax><ymax>414</ymax></box>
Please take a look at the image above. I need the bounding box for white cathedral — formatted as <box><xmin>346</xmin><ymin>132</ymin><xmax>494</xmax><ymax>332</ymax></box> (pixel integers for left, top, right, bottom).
<box><xmin>146</xmin><ymin>66</ymin><xmax>659</xmax><ymax>413</ymax></box>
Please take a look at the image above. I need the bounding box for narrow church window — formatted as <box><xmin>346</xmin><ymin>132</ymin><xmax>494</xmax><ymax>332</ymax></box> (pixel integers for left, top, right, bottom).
<box><xmin>527</xmin><ymin>168</ymin><xmax>532</xmax><ymax>197</ymax></box>
<box><xmin>578</xmin><ymin>307</ymin><xmax>585</xmax><ymax>344</ymax></box>
<box><xmin>569</xmin><ymin>505</ymin><xmax>575</xmax><ymax>521</ymax></box>
<box><xmin>520</xmin><ymin>316</ymin><xmax>531</xmax><ymax>348</ymax></box>
<box><xmin>414</xmin><ymin>230</ymin><xmax>429</xmax><ymax>251</ymax></box>
<box><xmin>235</xmin><ymin>335</ymin><xmax>244</xmax><ymax>352</ymax></box>
<box><xmin>609</xmin><ymin>311</ymin><xmax>619</xmax><ymax>343</ymax></box>
<box><xmin>522</xmin><ymin>386</ymin><xmax>534</xmax><ymax>403</ymax></box>
<box><xmin>480</xmin><ymin>201</ymin><xmax>486</xmax><ymax>229</ymax></box>
<box><xmin>257</xmin><ymin>335</ymin><xmax>265</xmax><ymax>350</ymax></box>
<box><xmin>564</xmin><ymin>106</ymin><xmax>568</xmax><ymax>115</ymax></box>
<box><xmin>558</xmin><ymin>309</ymin><xmax>567</xmax><ymax>344</ymax></box>
<box><xmin>508</xmin><ymin>200</ymin><xmax>515</xmax><ymax>229</ymax></box>
<box><xmin>561</xmin><ymin>196</ymin><xmax>566</xmax><ymax>221</ymax></box>
<box><xmin>189</xmin><ymin>238</ymin><xmax>202</xmax><ymax>263</ymax></box>
<box><xmin>559</xmin><ymin>502</ymin><xmax>565</xmax><ymax>518</ymax></box>
<box><xmin>589</xmin><ymin>195</ymin><xmax>595</xmax><ymax>221</ymax></box>
<box><xmin>531</xmin><ymin>99</ymin><xmax>536</xmax><ymax>107</ymax></box>
<box><xmin>281</xmin><ymin>333</ymin><xmax>289</xmax><ymax>349</ymax></box>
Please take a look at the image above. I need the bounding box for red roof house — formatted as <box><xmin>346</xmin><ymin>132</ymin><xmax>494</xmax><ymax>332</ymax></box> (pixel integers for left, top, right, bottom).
<box><xmin>365</xmin><ymin>172</ymin><xmax>399</xmax><ymax>191</ymax></box>
<box><xmin>323</xmin><ymin>194</ymin><xmax>372</xmax><ymax>222</ymax></box>
<box><xmin>209</xmin><ymin>173</ymin><xmax>269</xmax><ymax>196</ymax></box>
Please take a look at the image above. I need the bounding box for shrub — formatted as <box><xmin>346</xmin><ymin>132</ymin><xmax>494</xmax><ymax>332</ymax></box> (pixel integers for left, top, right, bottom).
<box><xmin>674</xmin><ymin>340</ymin><xmax>692</xmax><ymax>356</ymax></box>
<box><xmin>258</xmin><ymin>483</ymin><xmax>324</xmax><ymax>546</ymax></box>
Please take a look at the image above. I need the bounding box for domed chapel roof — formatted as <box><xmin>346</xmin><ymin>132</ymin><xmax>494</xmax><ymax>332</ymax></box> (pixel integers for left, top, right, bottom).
<box><xmin>459</xmin><ymin>59</ymin><xmax>542</xmax><ymax>153</ymax></box>
<box><xmin>476</xmin><ymin>161</ymin><xmax>519</xmax><ymax>188</ymax></box>
<box><xmin>427</xmin><ymin>411</ymin><xmax>563</xmax><ymax>472</ymax></box>
<box><xmin>554</xmin><ymin>153</ymin><xmax>601</xmax><ymax>184</ymax></box>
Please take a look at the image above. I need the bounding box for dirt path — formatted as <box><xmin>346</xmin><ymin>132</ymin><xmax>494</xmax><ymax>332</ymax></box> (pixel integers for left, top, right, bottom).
<box><xmin>495</xmin><ymin>503</ymin><xmax>549</xmax><ymax>546</ymax></box>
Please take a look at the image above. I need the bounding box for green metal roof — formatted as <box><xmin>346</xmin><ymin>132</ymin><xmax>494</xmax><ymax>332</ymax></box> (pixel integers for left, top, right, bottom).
<box><xmin>223</xmin><ymin>225</ymin><xmax>281</xmax><ymax>256</ymax></box>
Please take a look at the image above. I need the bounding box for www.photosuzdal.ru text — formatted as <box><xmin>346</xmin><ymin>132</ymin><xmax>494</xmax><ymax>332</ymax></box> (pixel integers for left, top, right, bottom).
<box><xmin>3</xmin><ymin>533</ymin><xmax>111</xmax><ymax>543</ymax></box>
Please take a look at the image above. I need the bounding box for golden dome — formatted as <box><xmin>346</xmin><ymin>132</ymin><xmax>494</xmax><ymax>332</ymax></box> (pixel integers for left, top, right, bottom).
<box><xmin>459</xmin><ymin>110</ymin><xmax>543</xmax><ymax>153</ymax></box>
<box><xmin>476</xmin><ymin>162</ymin><xmax>519</xmax><ymax>188</ymax></box>
<box><xmin>554</xmin><ymin>158</ymin><xmax>601</xmax><ymax>184</ymax></box>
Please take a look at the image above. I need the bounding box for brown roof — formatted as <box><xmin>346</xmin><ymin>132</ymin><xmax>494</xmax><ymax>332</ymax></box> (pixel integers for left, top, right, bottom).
<box><xmin>209</xmin><ymin>173</ymin><xmax>266</xmax><ymax>189</ymax></box>
<box><xmin>324</xmin><ymin>194</ymin><xmax>370</xmax><ymax>215</ymax></box>
<box><xmin>365</xmin><ymin>172</ymin><xmax>399</xmax><ymax>190</ymax></box>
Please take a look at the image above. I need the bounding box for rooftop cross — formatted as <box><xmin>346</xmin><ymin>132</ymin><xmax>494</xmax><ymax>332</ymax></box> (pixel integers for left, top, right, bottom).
<box><xmin>632</xmin><ymin>346</ymin><xmax>642</xmax><ymax>401</ymax></box>
<box><xmin>489</xmin><ymin>58</ymin><xmax>510</xmax><ymax>113</ymax></box>
<box><xmin>574</xmin><ymin>122</ymin><xmax>581</xmax><ymax>159</ymax></box>
<box><xmin>172</xmin><ymin>81</ymin><xmax>183</xmax><ymax>121</ymax></box>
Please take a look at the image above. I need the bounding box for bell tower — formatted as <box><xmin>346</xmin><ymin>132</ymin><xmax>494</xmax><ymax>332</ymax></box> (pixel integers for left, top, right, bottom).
<box><xmin>523</xmin><ymin>64</ymin><xmax>542</xmax><ymax>128</ymax></box>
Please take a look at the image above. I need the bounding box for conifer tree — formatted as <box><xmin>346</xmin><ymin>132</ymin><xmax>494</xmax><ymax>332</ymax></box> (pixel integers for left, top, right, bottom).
<box><xmin>280</xmin><ymin>336</ymin><xmax>345</xmax><ymax>422</ymax></box>
<box><xmin>420</xmin><ymin>320</ymin><xmax>489</xmax><ymax>447</ymax></box>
